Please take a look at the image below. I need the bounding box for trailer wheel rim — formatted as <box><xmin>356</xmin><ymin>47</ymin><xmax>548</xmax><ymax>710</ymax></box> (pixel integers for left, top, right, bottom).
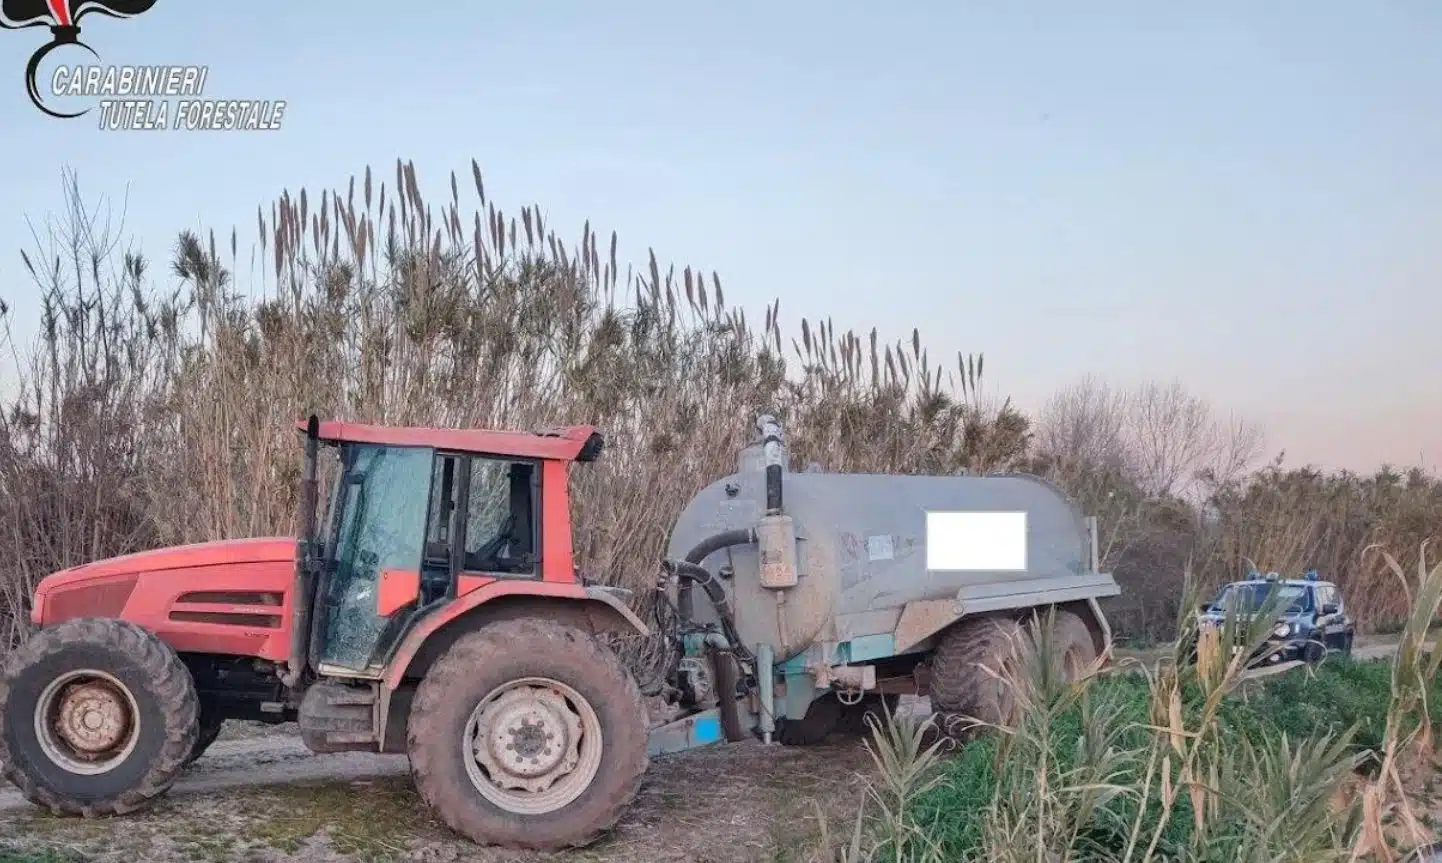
<box><xmin>33</xmin><ymin>669</ymin><xmax>141</xmax><ymax>775</ymax></box>
<box><xmin>463</xmin><ymin>676</ymin><xmax>603</xmax><ymax>815</ymax></box>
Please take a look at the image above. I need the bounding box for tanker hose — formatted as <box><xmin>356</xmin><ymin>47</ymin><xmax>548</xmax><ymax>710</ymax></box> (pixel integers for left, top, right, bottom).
<box><xmin>668</xmin><ymin>560</ymin><xmax>753</xmax><ymax>665</ymax></box>
<box><xmin>683</xmin><ymin>528</ymin><xmax>758</xmax><ymax>565</ymax></box>
<box><xmin>676</xmin><ymin>528</ymin><xmax>756</xmax><ymax>623</ymax></box>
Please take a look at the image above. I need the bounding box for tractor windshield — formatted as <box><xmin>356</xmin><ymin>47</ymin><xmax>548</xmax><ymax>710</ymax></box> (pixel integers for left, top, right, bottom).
<box><xmin>315</xmin><ymin>443</ymin><xmax>434</xmax><ymax>671</ymax></box>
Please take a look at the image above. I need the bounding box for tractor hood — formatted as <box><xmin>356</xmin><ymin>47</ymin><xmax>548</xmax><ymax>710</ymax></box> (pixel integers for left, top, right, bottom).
<box><xmin>35</xmin><ymin>537</ymin><xmax>297</xmax><ymax>598</ymax></box>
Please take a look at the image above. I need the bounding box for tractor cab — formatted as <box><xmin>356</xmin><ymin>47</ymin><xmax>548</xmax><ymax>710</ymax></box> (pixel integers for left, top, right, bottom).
<box><xmin>293</xmin><ymin>418</ymin><xmax>605</xmax><ymax>679</ymax></box>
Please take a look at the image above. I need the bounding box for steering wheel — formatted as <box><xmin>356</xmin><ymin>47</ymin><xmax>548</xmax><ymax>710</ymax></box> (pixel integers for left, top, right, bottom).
<box><xmin>471</xmin><ymin>514</ymin><xmax>516</xmax><ymax>565</ymax></box>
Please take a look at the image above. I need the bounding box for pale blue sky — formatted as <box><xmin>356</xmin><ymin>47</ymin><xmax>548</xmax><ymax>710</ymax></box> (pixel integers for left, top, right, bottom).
<box><xmin>1</xmin><ymin>2</ymin><xmax>1438</xmax><ymax>472</ymax></box>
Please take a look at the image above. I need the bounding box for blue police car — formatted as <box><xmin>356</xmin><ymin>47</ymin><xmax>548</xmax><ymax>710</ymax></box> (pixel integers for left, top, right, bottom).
<box><xmin>1195</xmin><ymin>570</ymin><xmax>1355</xmax><ymax>666</ymax></box>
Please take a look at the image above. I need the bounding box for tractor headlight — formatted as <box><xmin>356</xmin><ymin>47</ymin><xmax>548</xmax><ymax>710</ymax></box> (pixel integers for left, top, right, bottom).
<box><xmin>1273</xmin><ymin>622</ymin><xmax>1293</xmax><ymax>639</ymax></box>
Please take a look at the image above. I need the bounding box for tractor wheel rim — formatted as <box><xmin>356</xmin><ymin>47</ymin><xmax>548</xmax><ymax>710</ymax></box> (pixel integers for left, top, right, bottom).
<box><xmin>463</xmin><ymin>676</ymin><xmax>603</xmax><ymax>815</ymax></box>
<box><xmin>34</xmin><ymin>669</ymin><xmax>141</xmax><ymax>775</ymax></box>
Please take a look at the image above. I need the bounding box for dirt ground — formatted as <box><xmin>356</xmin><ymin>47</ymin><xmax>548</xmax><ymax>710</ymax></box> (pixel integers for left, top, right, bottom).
<box><xmin>0</xmin><ymin>639</ymin><xmax>1415</xmax><ymax>863</ymax></box>
<box><xmin>0</xmin><ymin>719</ymin><xmax>878</xmax><ymax>863</ymax></box>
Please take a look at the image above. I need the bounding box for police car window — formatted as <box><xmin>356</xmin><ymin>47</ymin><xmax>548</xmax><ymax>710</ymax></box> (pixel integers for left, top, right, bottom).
<box><xmin>1215</xmin><ymin>583</ymin><xmax>1307</xmax><ymax>613</ymax></box>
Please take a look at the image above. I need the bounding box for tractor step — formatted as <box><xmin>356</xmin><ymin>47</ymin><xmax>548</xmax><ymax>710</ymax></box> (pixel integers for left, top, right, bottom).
<box><xmin>323</xmin><ymin>688</ymin><xmax>377</xmax><ymax>707</ymax></box>
<box><xmin>298</xmin><ymin>681</ymin><xmax>380</xmax><ymax>753</ymax></box>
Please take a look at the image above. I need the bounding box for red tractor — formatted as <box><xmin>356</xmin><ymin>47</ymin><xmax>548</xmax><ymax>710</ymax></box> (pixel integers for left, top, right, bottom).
<box><xmin>0</xmin><ymin>418</ymin><xmax>656</xmax><ymax>850</ymax></box>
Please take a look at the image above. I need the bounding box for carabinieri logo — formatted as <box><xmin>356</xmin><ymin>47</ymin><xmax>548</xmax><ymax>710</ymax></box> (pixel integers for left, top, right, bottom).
<box><xmin>0</xmin><ymin>0</ymin><xmax>157</xmax><ymax>119</ymax></box>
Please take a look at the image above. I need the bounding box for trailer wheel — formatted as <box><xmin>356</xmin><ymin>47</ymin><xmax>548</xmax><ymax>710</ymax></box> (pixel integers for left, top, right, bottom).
<box><xmin>929</xmin><ymin>615</ymin><xmax>1025</xmax><ymax>734</ymax></box>
<box><xmin>0</xmin><ymin>618</ymin><xmax>199</xmax><ymax>816</ymax></box>
<box><xmin>931</xmin><ymin>611</ymin><xmax>1096</xmax><ymax>735</ymax></box>
<box><xmin>838</xmin><ymin>694</ymin><xmax>902</xmax><ymax>735</ymax></box>
<box><xmin>407</xmin><ymin>619</ymin><xmax>649</xmax><ymax>850</ymax></box>
<box><xmin>775</xmin><ymin>694</ymin><xmax>842</xmax><ymax>746</ymax></box>
<box><xmin>1048</xmin><ymin>610</ymin><xmax>1099</xmax><ymax>678</ymax></box>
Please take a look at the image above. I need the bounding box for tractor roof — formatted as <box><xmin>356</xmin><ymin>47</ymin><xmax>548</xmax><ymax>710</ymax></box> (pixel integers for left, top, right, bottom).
<box><xmin>297</xmin><ymin>419</ymin><xmax>604</xmax><ymax>462</ymax></box>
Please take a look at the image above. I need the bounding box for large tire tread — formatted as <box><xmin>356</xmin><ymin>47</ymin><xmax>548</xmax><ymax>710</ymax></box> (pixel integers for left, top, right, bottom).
<box><xmin>185</xmin><ymin>707</ymin><xmax>225</xmax><ymax>766</ymax></box>
<box><xmin>407</xmin><ymin>618</ymin><xmax>649</xmax><ymax>850</ymax></box>
<box><xmin>930</xmin><ymin>610</ymin><xmax>1095</xmax><ymax>736</ymax></box>
<box><xmin>1048</xmin><ymin>610</ymin><xmax>1099</xmax><ymax>675</ymax></box>
<box><xmin>929</xmin><ymin>614</ymin><xmax>1024</xmax><ymax>734</ymax></box>
<box><xmin>0</xmin><ymin>618</ymin><xmax>198</xmax><ymax>817</ymax></box>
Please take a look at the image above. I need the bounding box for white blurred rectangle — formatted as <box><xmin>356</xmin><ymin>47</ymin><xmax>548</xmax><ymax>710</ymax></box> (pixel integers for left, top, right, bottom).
<box><xmin>925</xmin><ymin>511</ymin><xmax>1027</xmax><ymax>571</ymax></box>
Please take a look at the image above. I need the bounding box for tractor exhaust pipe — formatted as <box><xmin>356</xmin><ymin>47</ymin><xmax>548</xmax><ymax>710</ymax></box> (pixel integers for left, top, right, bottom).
<box><xmin>281</xmin><ymin>415</ymin><xmax>321</xmax><ymax>688</ymax></box>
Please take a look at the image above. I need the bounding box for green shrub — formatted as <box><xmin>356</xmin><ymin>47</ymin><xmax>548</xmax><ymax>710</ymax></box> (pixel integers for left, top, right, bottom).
<box><xmin>905</xmin><ymin>658</ymin><xmax>1411</xmax><ymax>861</ymax></box>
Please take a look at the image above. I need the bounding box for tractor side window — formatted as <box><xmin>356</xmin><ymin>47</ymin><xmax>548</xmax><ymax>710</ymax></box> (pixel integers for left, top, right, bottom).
<box><xmin>462</xmin><ymin>458</ymin><xmax>538</xmax><ymax>576</ymax></box>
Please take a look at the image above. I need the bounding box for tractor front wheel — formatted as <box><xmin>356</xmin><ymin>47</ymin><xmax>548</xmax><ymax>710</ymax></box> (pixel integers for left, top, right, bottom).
<box><xmin>407</xmin><ymin>619</ymin><xmax>649</xmax><ymax>850</ymax></box>
<box><xmin>185</xmin><ymin>706</ymin><xmax>225</xmax><ymax>766</ymax></box>
<box><xmin>0</xmin><ymin>618</ymin><xmax>199</xmax><ymax>815</ymax></box>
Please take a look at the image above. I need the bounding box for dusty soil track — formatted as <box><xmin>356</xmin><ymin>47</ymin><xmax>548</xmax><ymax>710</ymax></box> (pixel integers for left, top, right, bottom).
<box><xmin>0</xmin><ymin>640</ymin><xmax>1406</xmax><ymax>862</ymax></box>
<box><xmin>0</xmin><ymin>720</ymin><xmax>877</xmax><ymax>863</ymax></box>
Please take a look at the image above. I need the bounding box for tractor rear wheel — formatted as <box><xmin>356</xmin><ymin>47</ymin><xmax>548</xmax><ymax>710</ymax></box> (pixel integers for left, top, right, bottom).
<box><xmin>407</xmin><ymin>619</ymin><xmax>649</xmax><ymax>850</ymax></box>
<box><xmin>0</xmin><ymin>618</ymin><xmax>199</xmax><ymax>816</ymax></box>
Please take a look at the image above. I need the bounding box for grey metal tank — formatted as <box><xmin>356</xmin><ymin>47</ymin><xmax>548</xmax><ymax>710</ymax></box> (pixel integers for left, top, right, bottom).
<box><xmin>666</xmin><ymin>417</ymin><xmax>1119</xmax><ymax>664</ymax></box>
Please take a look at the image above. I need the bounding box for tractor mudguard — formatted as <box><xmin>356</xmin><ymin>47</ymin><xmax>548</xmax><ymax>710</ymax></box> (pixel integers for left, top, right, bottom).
<box><xmin>373</xmin><ymin>580</ymin><xmax>649</xmax><ymax>747</ymax></box>
<box><xmin>383</xmin><ymin>580</ymin><xmax>648</xmax><ymax>690</ymax></box>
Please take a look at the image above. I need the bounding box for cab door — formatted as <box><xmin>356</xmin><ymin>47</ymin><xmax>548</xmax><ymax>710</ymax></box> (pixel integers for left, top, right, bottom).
<box><xmin>314</xmin><ymin>443</ymin><xmax>435</xmax><ymax>674</ymax></box>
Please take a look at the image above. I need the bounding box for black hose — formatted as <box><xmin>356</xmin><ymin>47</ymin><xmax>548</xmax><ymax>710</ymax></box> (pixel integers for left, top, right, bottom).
<box><xmin>676</xmin><ymin>528</ymin><xmax>755</xmax><ymax>621</ymax></box>
<box><xmin>670</xmin><ymin>560</ymin><xmax>751</xmax><ymax>664</ymax></box>
<box><xmin>669</xmin><ymin>559</ymin><xmax>754</xmax><ymax>738</ymax></box>
<box><xmin>684</xmin><ymin>528</ymin><xmax>758</xmax><ymax>565</ymax></box>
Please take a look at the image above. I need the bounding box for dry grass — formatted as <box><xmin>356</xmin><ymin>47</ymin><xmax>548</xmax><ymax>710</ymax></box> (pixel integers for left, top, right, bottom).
<box><xmin>0</xmin><ymin>164</ymin><xmax>1025</xmax><ymax>648</ymax></box>
<box><xmin>0</xmin><ymin>161</ymin><xmax>1437</xmax><ymax>651</ymax></box>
